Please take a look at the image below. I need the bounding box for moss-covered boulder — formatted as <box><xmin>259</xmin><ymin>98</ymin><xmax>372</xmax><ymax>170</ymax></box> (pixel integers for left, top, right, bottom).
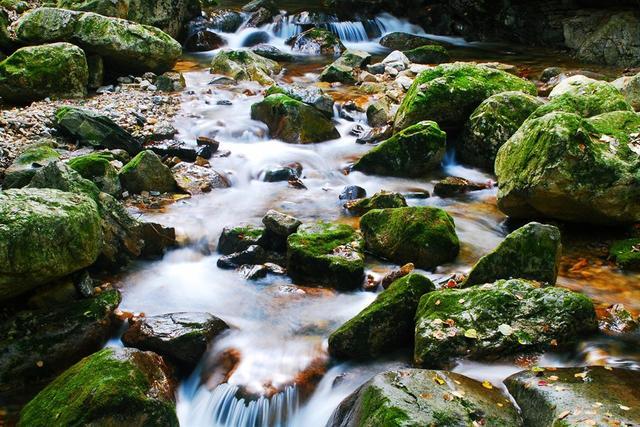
<box><xmin>505</xmin><ymin>366</ymin><xmax>640</xmax><ymax>427</ymax></box>
<box><xmin>360</xmin><ymin>206</ymin><xmax>459</xmax><ymax>270</ymax></box>
<box><xmin>0</xmin><ymin>42</ymin><xmax>88</xmax><ymax>104</ymax></box>
<box><xmin>345</xmin><ymin>190</ymin><xmax>407</xmax><ymax>215</ymax></box>
<box><xmin>68</xmin><ymin>152</ymin><xmax>122</xmax><ymax>196</ymax></box>
<box><xmin>287</xmin><ymin>27</ymin><xmax>344</xmax><ymax>56</ymax></box>
<box><xmin>0</xmin><ymin>290</ymin><xmax>120</xmax><ymax>404</ymax></box>
<box><xmin>3</xmin><ymin>140</ymin><xmax>60</xmax><ymax>189</ymax></box>
<box><xmin>394</xmin><ymin>62</ymin><xmax>537</xmax><ymax>132</ymax></box>
<box><xmin>414</xmin><ymin>279</ymin><xmax>597</xmax><ymax>367</ymax></box>
<box><xmin>119</xmin><ymin>150</ymin><xmax>178</xmax><ymax>194</ymax></box>
<box><xmin>0</xmin><ymin>9</ymin><xmax>10</xmax><ymax>50</ymax></box>
<box><xmin>495</xmin><ymin>110</ymin><xmax>640</xmax><ymax>225</ymax></box>
<box><xmin>122</xmin><ymin>312</ymin><xmax>229</xmax><ymax>369</ymax></box>
<box><xmin>14</xmin><ymin>8</ymin><xmax>182</xmax><ymax>74</ymax></box>
<box><xmin>614</xmin><ymin>73</ymin><xmax>640</xmax><ymax>111</ymax></box>
<box><xmin>352</xmin><ymin>121</ymin><xmax>446</xmax><ymax>177</ymax></box>
<box><xmin>286</xmin><ymin>222</ymin><xmax>364</xmax><ymax>290</ymax></box>
<box><xmin>329</xmin><ymin>274</ymin><xmax>435</xmax><ymax>360</ymax></box>
<box><xmin>404</xmin><ymin>44</ymin><xmax>450</xmax><ymax>64</ymax></box>
<box><xmin>54</xmin><ymin>106</ymin><xmax>142</xmax><ymax>155</ymax></box>
<box><xmin>18</xmin><ymin>347</ymin><xmax>179</xmax><ymax>427</ymax></box>
<box><xmin>251</xmin><ymin>94</ymin><xmax>340</xmax><ymax>143</ymax></box>
<box><xmin>460</xmin><ymin>91</ymin><xmax>544</xmax><ymax>170</ymax></box>
<box><xmin>464</xmin><ymin>222</ymin><xmax>562</xmax><ymax>287</ymax></box>
<box><xmin>0</xmin><ymin>188</ymin><xmax>103</xmax><ymax>301</ymax></box>
<box><xmin>265</xmin><ymin>83</ymin><xmax>334</xmax><ymax>118</ymax></box>
<box><xmin>320</xmin><ymin>49</ymin><xmax>371</xmax><ymax>84</ymax></box>
<box><xmin>610</xmin><ymin>238</ymin><xmax>640</xmax><ymax>271</ymax></box>
<box><xmin>328</xmin><ymin>369</ymin><xmax>521</xmax><ymax>427</ymax></box>
<box><xmin>432</xmin><ymin>176</ymin><xmax>488</xmax><ymax>198</ymax></box>
<box><xmin>218</xmin><ymin>224</ymin><xmax>264</xmax><ymax>255</ymax></box>
<box><xmin>380</xmin><ymin>32</ymin><xmax>437</xmax><ymax>50</ymax></box>
<box><xmin>210</xmin><ymin>49</ymin><xmax>281</xmax><ymax>85</ymax></box>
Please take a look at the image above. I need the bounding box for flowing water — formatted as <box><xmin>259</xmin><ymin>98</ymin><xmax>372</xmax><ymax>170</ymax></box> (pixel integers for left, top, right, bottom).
<box><xmin>112</xmin><ymin>7</ymin><xmax>640</xmax><ymax>427</ymax></box>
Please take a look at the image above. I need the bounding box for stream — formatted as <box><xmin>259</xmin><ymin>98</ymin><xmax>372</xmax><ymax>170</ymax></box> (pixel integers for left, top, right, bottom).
<box><xmin>107</xmin><ymin>6</ymin><xmax>640</xmax><ymax>427</ymax></box>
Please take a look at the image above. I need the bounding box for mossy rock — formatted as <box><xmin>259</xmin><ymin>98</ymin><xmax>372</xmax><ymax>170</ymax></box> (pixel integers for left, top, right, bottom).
<box><xmin>379</xmin><ymin>32</ymin><xmax>437</xmax><ymax>50</ymax></box>
<box><xmin>414</xmin><ymin>279</ymin><xmax>597</xmax><ymax>367</ymax></box>
<box><xmin>3</xmin><ymin>140</ymin><xmax>60</xmax><ymax>189</ymax></box>
<box><xmin>505</xmin><ymin>366</ymin><xmax>640</xmax><ymax>427</ymax></box>
<box><xmin>614</xmin><ymin>73</ymin><xmax>640</xmax><ymax>111</ymax></box>
<box><xmin>251</xmin><ymin>93</ymin><xmax>340</xmax><ymax>143</ymax></box>
<box><xmin>495</xmin><ymin>110</ymin><xmax>640</xmax><ymax>225</ymax></box>
<box><xmin>460</xmin><ymin>91</ymin><xmax>544</xmax><ymax>170</ymax></box>
<box><xmin>360</xmin><ymin>206</ymin><xmax>459</xmax><ymax>270</ymax></box>
<box><xmin>328</xmin><ymin>274</ymin><xmax>435</xmax><ymax>360</ymax></box>
<box><xmin>68</xmin><ymin>152</ymin><xmax>122</xmax><ymax>197</ymax></box>
<box><xmin>464</xmin><ymin>222</ymin><xmax>562</xmax><ymax>287</ymax></box>
<box><xmin>394</xmin><ymin>62</ymin><xmax>537</xmax><ymax>132</ymax></box>
<box><xmin>287</xmin><ymin>27</ymin><xmax>344</xmax><ymax>56</ymax></box>
<box><xmin>319</xmin><ymin>49</ymin><xmax>371</xmax><ymax>84</ymax></box>
<box><xmin>265</xmin><ymin>83</ymin><xmax>334</xmax><ymax>117</ymax></box>
<box><xmin>210</xmin><ymin>49</ymin><xmax>281</xmax><ymax>85</ymax></box>
<box><xmin>0</xmin><ymin>290</ymin><xmax>120</xmax><ymax>404</ymax></box>
<box><xmin>345</xmin><ymin>190</ymin><xmax>407</xmax><ymax>215</ymax></box>
<box><xmin>18</xmin><ymin>347</ymin><xmax>179</xmax><ymax>427</ymax></box>
<box><xmin>327</xmin><ymin>369</ymin><xmax>521</xmax><ymax>427</ymax></box>
<box><xmin>217</xmin><ymin>224</ymin><xmax>264</xmax><ymax>255</ymax></box>
<box><xmin>0</xmin><ymin>9</ymin><xmax>12</xmax><ymax>50</ymax></box>
<box><xmin>0</xmin><ymin>188</ymin><xmax>103</xmax><ymax>301</ymax></box>
<box><xmin>0</xmin><ymin>42</ymin><xmax>88</xmax><ymax>104</ymax></box>
<box><xmin>286</xmin><ymin>222</ymin><xmax>365</xmax><ymax>290</ymax></box>
<box><xmin>609</xmin><ymin>238</ymin><xmax>640</xmax><ymax>271</ymax></box>
<box><xmin>352</xmin><ymin>121</ymin><xmax>446</xmax><ymax>177</ymax></box>
<box><xmin>403</xmin><ymin>45</ymin><xmax>450</xmax><ymax>64</ymax></box>
<box><xmin>366</xmin><ymin>98</ymin><xmax>391</xmax><ymax>128</ymax></box>
<box><xmin>119</xmin><ymin>150</ymin><xmax>178</xmax><ymax>194</ymax></box>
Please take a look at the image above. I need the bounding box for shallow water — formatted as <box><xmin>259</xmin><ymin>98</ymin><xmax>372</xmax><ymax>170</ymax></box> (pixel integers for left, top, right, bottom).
<box><xmin>114</xmin><ymin>8</ymin><xmax>639</xmax><ymax>427</ymax></box>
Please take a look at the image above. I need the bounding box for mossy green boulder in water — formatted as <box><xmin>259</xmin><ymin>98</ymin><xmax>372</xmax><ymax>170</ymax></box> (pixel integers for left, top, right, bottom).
<box><xmin>328</xmin><ymin>274</ymin><xmax>435</xmax><ymax>360</ymax></box>
<box><xmin>460</xmin><ymin>91</ymin><xmax>544</xmax><ymax>170</ymax></box>
<box><xmin>18</xmin><ymin>347</ymin><xmax>179</xmax><ymax>427</ymax></box>
<box><xmin>464</xmin><ymin>222</ymin><xmax>562</xmax><ymax>286</ymax></box>
<box><xmin>0</xmin><ymin>290</ymin><xmax>120</xmax><ymax>404</ymax></box>
<box><xmin>119</xmin><ymin>150</ymin><xmax>178</xmax><ymax>194</ymax></box>
<box><xmin>394</xmin><ymin>62</ymin><xmax>537</xmax><ymax>131</ymax></box>
<box><xmin>251</xmin><ymin>94</ymin><xmax>340</xmax><ymax>143</ymax></box>
<box><xmin>352</xmin><ymin>121</ymin><xmax>446</xmax><ymax>177</ymax></box>
<box><xmin>286</xmin><ymin>222</ymin><xmax>364</xmax><ymax>290</ymax></box>
<box><xmin>404</xmin><ymin>44</ymin><xmax>450</xmax><ymax>64</ymax></box>
<box><xmin>287</xmin><ymin>27</ymin><xmax>344</xmax><ymax>56</ymax></box>
<box><xmin>327</xmin><ymin>369</ymin><xmax>521</xmax><ymax>427</ymax></box>
<box><xmin>360</xmin><ymin>206</ymin><xmax>459</xmax><ymax>270</ymax></box>
<box><xmin>495</xmin><ymin>110</ymin><xmax>640</xmax><ymax>224</ymax></box>
<box><xmin>414</xmin><ymin>279</ymin><xmax>597</xmax><ymax>367</ymax></box>
<box><xmin>320</xmin><ymin>49</ymin><xmax>371</xmax><ymax>84</ymax></box>
<box><xmin>0</xmin><ymin>188</ymin><xmax>103</xmax><ymax>301</ymax></box>
<box><xmin>610</xmin><ymin>238</ymin><xmax>640</xmax><ymax>271</ymax></box>
<box><xmin>3</xmin><ymin>140</ymin><xmax>60</xmax><ymax>189</ymax></box>
<box><xmin>14</xmin><ymin>8</ymin><xmax>182</xmax><ymax>74</ymax></box>
<box><xmin>218</xmin><ymin>224</ymin><xmax>264</xmax><ymax>255</ymax></box>
<box><xmin>68</xmin><ymin>152</ymin><xmax>122</xmax><ymax>197</ymax></box>
<box><xmin>505</xmin><ymin>366</ymin><xmax>640</xmax><ymax>427</ymax></box>
<box><xmin>210</xmin><ymin>49</ymin><xmax>281</xmax><ymax>85</ymax></box>
<box><xmin>344</xmin><ymin>190</ymin><xmax>407</xmax><ymax>215</ymax></box>
<box><xmin>0</xmin><ymin>42</ymin><xmax>88</xmax><ymax>104</ymax></box>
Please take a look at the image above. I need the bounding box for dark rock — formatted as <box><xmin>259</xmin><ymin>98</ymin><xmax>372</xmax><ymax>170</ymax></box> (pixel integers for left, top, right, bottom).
<box><xmin>148</xmin><ymin>140</ymin><xmax>212</xmax><ymax>162</ymax></box>
<box><xmin>241</xmin><ymin>30</ymin><xmax>270</xmax><ymax>46</ymax></box>
<box><xmin>380</xmin><ymin>32</ymin><xmax>438</xmax><ymax>50</ymax></box>
<box><xmin>609</xmin><ymin>238</ymin><xmax>640</xmax><ymax>271</ymax></box>
<box><xmin>218</xmin><ymin>225</ymin><xmax>264</xmax><ymax>255</ymax></box>
<box><xmin>433</xmin><ymin>176</ymin><xmax>489</xmax><ymax>198</ymax></box>
<box><xmin>355</xmin><ymin>125</ymin><xmax>392</xmax><ymax>144</ymax></box>
<box><xmin>344</xmin><ymin>190</ymin><xmax>407</xmax><ymax>215</ymax></box>
<box><xmin>251</xmin><ymin>44</ymin><xmax>294</xmax><ymax>62</ymax></box>
<box><xmin>339</xmin><ymin>185</ymin><xmax>366</xmax><ymax>200</ymax></box>
<box><xmin>138</xmin><ymin>222</ymin><xmax>176</xmax><ymax>259</ymax></box>
<box><xmin>265</xmin><ymin>83</ymin><xmax>335</xmax><ymax>118</ymax></box>
<box><xmin>263</xmin><ymin>164</ymin><xmax>301</xmax><ymax>182</ymax></box>
<box><xmin>184</xmin><ymin>29</ymin><xmax>225</xmax><ymax>52</ymax></box>
<box><xmin>217</xmin><ymin>245</ymin><xmax>266</xmax><ymax>269</ymax></box>
<box><xmin>286</xmin><ymin>27</ymin><xmax>345</xmax><ymax>56</ymax></box>
<box><xmin>207</xmin><ymin>9</ymin><xmax>243</xmax><ymax>32</ymax></box>
<box><xmin>3</xmin><ymin>140</ymin><xmax>60</xmax><ymax>189</ymax></box>
<box><xmin>67</xmin><ymin>151</ymin><xmax>122</xmax><ymax>197</ymax></box>
<box><xmin>119</xmin><ymin>150</ymin><xmax>178</xmax><ymax>194</ymax></box>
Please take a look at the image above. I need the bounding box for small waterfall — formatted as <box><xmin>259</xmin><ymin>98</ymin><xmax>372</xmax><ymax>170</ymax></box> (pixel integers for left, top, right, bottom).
<box><xmin>185</xmin><ymin>383</ymin><xmax>299</xmax><ymax>427</ymax></box>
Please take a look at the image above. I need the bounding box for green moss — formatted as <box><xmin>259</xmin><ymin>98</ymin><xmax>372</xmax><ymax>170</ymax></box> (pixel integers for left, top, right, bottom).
<box><xmin>68</xmin><ymin>153</ymin><xmax>121</xmax><ymax>196</ymax></box>
<box><xmin>358</xmin><ymin>385</ymin><xmax>410</xmax><ymax>427</ymax></box>
<box><xmin>403</xmin><ymin>45</ymin><xmax>450</xmax><ymax>64</ymax></box>
<box><xmin>119</xmin><ymin>150</ymin><xmax>177</xmax><ymax>194</ymax></box>
<box><xmin>345</xmin><ymin>190</ymin><xmax>407</xmax><ymax>215</ymax></box>
<box><xmin>3</xmin><ymin>141</ymin><xmax>60</xmax><ymax>188</ymax></box>
<box><xmin>210</xmin><ymin>49</ymin><xmax>280</xmax><ymax>85</ymax></box>
<box><xmin>217</xmin><ymin>225</ymin><xmax>264</xmax><ymax>255</ymax></box>
<box><xmin>609</xmin><ymin>238</ymin><xmax>640</xmax><ymax>271</ymax></box>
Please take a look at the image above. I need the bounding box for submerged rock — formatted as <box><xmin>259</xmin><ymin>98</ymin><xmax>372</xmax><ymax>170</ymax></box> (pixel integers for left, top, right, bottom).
<box><xmin>360</xmin><ymin>206</ymin><xmax>459</xmax><ymax>270</ymax></box>
<box><xmin>609</xmin><ymin>238</ymin><xmax>640</xmax><ymax>271</ymax></box>
<box><xmin>328</xmin><ymin>369</ymin><xmax>521</xmax><ymax>427</ymax></box>
<box><xmin>119</xmin><ymin>150</ymin><xmax>178</xmax><ymax>194</ymax></box>
<box><xmin>394</xmin><ymin>62</ymin><xmax>537</xmax><ymax>132</ymax></box>
<box><xmin>286</xmin><ymin>222</ymin><xmax>364</xmax><ymax>290</ymax></box>
<box><xmin>122</xmin><ymin>312</ymin><xmax>229</xmax><ymax>369</ymax></box>
<box><xmin>414</xmin><ymin>279</ymin><xmax>597</xmax><ymax>366</ymax></box>
<box><xmin>432</xmin><ymin>176</ymin><xmax>489</xmax><ymax>198</ymax></box>
<box><xmin>329</xmin><ymin>274</ymin><xmax>434</xmax><ymax>359</ymax></box>
<box><xmin>287</xmin><ymin>27</ymin><xmax>344</xmax><ymax>56</ymax></box>
<box><xmin>18</xmin><ymin>347</ymin><xmax>178</xmax><ymax>427</ymax></box>
<box><xmin>3</xmin><ymin>140</ymin><xmax>60</xmax><ymax>189</ymax></box>
<box><xmin>218</xmin><ymin>225</ymin><xmax>264</xmax><ymax>255</ymax></box>
<box><xmin>464</xmin><ymin>222</ymin><xmax>562</xmax><ymax>286</ymax></box>
<box><xmin>344</xmin><ymin>190</ymin><xmax>407</xmax><ymax>215</ymax></box>
<box><xmin>68</xmin><ymin>152</ymin><xmax>122</xmax><ymax>197</ymax></box>
<box><xmin>505</xmin><ymin>366</ymin><xmax>640</xmax><ymax>427</ymax></box>
<box><xmin>352</xmin><ymin>121</ymin><xmax>446</xmax><ymax>177</ymax></box>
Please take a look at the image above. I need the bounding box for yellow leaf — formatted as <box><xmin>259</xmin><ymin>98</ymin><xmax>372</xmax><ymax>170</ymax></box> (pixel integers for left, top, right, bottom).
<box><xmin>619</xmin><ymin>405</ymin><xmax>631</xmax><ymax>411</ymax></box>
<box><xmin>464</xmin><ymin>329</ymin><xmax>478</xmax><ymax>339</ymax></box>
<box><xmin>482</xmin><ymin>380</ymin><xmax>493</xmax><ymax>389</ymax></box>
<box><xmin>433</xmin><ymin>375</ymin><xmax>445</xmax><ymax>385</ymax></box>
<box><xmin>574</xmin><ymin>372</ymin><xmax>587</xmax><ymax>379</ymax></box>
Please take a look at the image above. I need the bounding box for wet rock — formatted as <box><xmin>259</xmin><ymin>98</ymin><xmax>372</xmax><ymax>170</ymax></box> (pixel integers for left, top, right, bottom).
<box><xmin>404</xmin><ymin>44</ymin><xmax>450</xmax><ymax>64</ymax></box>
<box><xmin>320</xmin><ymin>49</ymin><xmax>371</xmax><ymax>84</ymax></box>
<box><xmin>352</xmin><ymin>121</ymin><xmax>446</xmax><ymax>177</ymax></box>
<box><xmin>355</xmin><ymin>125</ymin><xmax>392</xmax><ymax>144</ymax></box>
<box><xmin>344</xmin><ymin>190</ymin><xmax>407</xmax><ymax>215</ymax></box>
<box><xmin>609</xmin><ymin>238</ymin><xmax>640</xmax><ymax>271</ymax></box>
<box><xmin>464</xmin><ymin>222</ymin><xmax>562</xmax><ymax>287</ymax></box>
<box><xmin>414</xmin><ymin>279</ymin><xmax>597</xmax><ymax>366</ymax></box>
<box><xmin>217</xmin><ymin>244</ymin><xmax>266</xmax><ymax>269</ymax></box>
<box><xmin>18</xmin><ymin>347</ymin><xmax>178</xmax><ymax>426</ymax></box>
<box><xmin>171</xmin><ymin>161</ymin><xmax>229</xmax><ymax>194</ymax></box>
<box><xmin>265</xmin><ymin>83</ymin><xmax>334</xmax><ymax>117</ymax></box>
<box><xmin>54</xmin><ymin>106</ymin><xmax>142</xmax><ymax>155</ymax></box>
<box><xmin>184</xmin><ymin>28</ymin><xmax>225</xmax><ymax>52</ymax></box>
<box><xmin>15</xmin><ymin>8</ymin><xmax>182</xmax><ymax>74</ymax></box>
<box><xmin>0</xmin><ymin>188</ymin><xmax>103</xmax><ymax>301</ymax></box>
<box><xmin>263</xmin><ymin>163</ymin><xmax>301</xmax><ymax>182</ymax></box>
<box><xmin>244</xmin><ymin>8</ymin><xmax>273</xmax><ymax>28</ymax></box>
<box><xmin>505</xmin><ymin>366</ymin><xmax>640</xmax><ymax>426</ymax></box>
<box><xmin>366</xmin><ymin>98</ymin><xmax>391</xmax><ymax>128</ymax></box>
<box><xmin>68</xmin><ymin>152</ymin><xmax>122</xmax><ymax>197</ymax></box>
<box><xmin>218</xmin><ymin>225</ymin><xmax>264</xmax><ymax>255</ymax></box>
<box><xmin>381</xmin><ymin>50</ymin><xmax>410</xmax><ymax>72</ymax></box>
<box><xmin>0</xmin><ymin>42</ymin><xmax>88</xmax><ymax>104</ymax></box>
<box><xmin>210</xmin><ymin>49</ymin><xmax>281</xmax><ymax>85</ymax></box>
<box><xmin>207</xmin><ymin>9</ymin><xmax>243</xmax><ymax>32</ymax></box>
<box><xmin>600</xmin><ymin>303</ymin><xmax>639</xmax><ymax>334</ymax></box>
<box><xmin>251</xmin><ymin>44</ymin><xmax>294</xmax><ymax>62</ymax></box>
<box><xmin>138</xmin><ymin>222</ymin><xmax>176</xmax><ymax>258</ymax></box>
<box><xmin>287</xmin><ymin>222</ymin><xmax>365</xmax><ymax>290</ymax></box>
<box><xmin>86</xmin><ymin>54</ymin><xmax>104</xmax><ymax>89</ymax></box>
<box><xmin>460</xmin><ymin>91</ymin><xmax>544</xmax><ymax>170</ymax></box>
<box><xmin>339</xmin><ymin>185</ymin><xmax>366</xmax><ymax>200</ymax></box>
<box><xmin>360</xmin><ymin>206</ymin><xmax>459</xmax><ymax>270</ymax></box>
<box><xmin>239</xmin><ymin>264</ymin><xmax>268</xmax><ymax>280</ymax></box>
<box><xmin>122</xmin><ymin>312</ymin><xmax>229</xmax><ymax>369</ymax></box>
<box><xmin>287</xmin><ymin>27</ymin><xmax>345</xmax><ymax>56</ymax></box>
<box><xmin>328</xmin><ymin>369</ymin><xmax>520</xmax><ymax>427</ymax></box>
<box><xmin>119</xmin><ymin>150</ymin><xmax>178</xmax><ymax>194</ymax></box>
<box><xmin>540</xmin><ymin>66</ymin><xmax>563</xmax><ymax>82</ymax></box>
<box><xmin>495</xmin><ymin>110</ymin><xmax>640</xmax><ymax>225</ymax></box>
<box><xmin>329</xmin><ymin>274</ymin><xmax>434</xmax><ymax>359</ymax></box>
<box><xmin>432</xmin><ymin>176</ymin><xmax>489</xmax><ymax>198</ymax></box>
<box><xmin>148</xmin><ymin>140</ymin><xmax>211</xmax><ymax>162</ymax></box>
<box><xmin>394</xmin><ymin>62</ymin><xmax>536</xmax><ymax>132</ymax></box>
<box><xmin>380</xmin><ymin>262</ymin><xmax>414</xmax><ymax>289</ymax></box>
<box><xmin>0</xmin><ymin>9</ymin><xmax>10</xmax><ymax>50</ymax></box>
<box><xmin>242</xmin><ymin>0</ymin><xmax>276</xmax><ymax>13</ymax></box>
<box><xmin>262</xmin><ymin>209</ymin><xmax>301</xmax><ymax>237</ymax></box>
<box><xmin>379</xmin><ymin>32</ymin><xmax>438</xmax><ymax>50</ymax></box>
<box><xmin>251</xmin><ymin>94</ymin><xmax>340</xmax><ymax>143</ymax></box>
<box><xmin>3</xmin><ymin>140</ymin><xmax>60</xmax><ymax>189</ymax></box>
<box><xmin>613</xmin><ymin>72</ymin><xmax>640</xmax><ymax>111</ymax></box>
<box><xmin>0</xmin><ymin>290</ymin><xmax>121</xmax><ymax>404</ymax></box>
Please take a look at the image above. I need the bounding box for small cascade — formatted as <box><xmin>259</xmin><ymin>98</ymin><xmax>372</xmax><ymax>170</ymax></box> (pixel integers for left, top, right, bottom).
<box><xmin>186</xmin><ymin>383</ymin><xmax>299</xmax><ymax>427</ymax></box>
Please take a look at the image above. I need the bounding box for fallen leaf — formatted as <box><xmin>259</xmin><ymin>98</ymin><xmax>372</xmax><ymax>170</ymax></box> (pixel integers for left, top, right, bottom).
<box><xmin>619</xmin><ymin>405</ymin><xmax>631</xmax><ymax>411</ymax></box>
<box><xmin>498</xmin><ymin>324</ymin><xmax>513</xmax><ymax>336</ymax></box>
<box><xmin>36</xmin><ymin>361</ymin><xmax>44</xmax><ymax>368</ymax></box>
<box><xmin>575</xmin><ymin>372</ymin><xmax>587</xmax><ymax>379</ymax></box>
<box><xmin>465</xmin><ymin>329</ymin><xmax>479</xmax><ymax>339</ymax></box>
<box><xmin>482</xmin><ymin>380</ymin><xmax>493</xmax><ymax>389</ymax></box>
<box><xmin>435</xmin><ymin>299</ymin><xmax>441</xmax><ymax>306</ymax></box>
<box><xmin>548</xmin><ymin>375</ymin><xmax>559</xmax><ymax>381</ymax></box>
<box><xmin>458</xmin><ymin>298</ymin><xmax>466</xmax><ymax>304</ymax></box>
<box><xmin>433</xmin><ymin>375</ymin><xmax>445</xmax><ymax>385</ymax></box>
